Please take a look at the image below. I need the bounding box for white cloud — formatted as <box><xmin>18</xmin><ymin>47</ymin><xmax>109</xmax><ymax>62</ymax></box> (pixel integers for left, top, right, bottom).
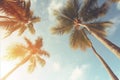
<box><xmin>52</xmin><ymin>62</ymin><xmax>61</xmax><ymax>72</ymax></box>
<box><xmin>70</xmin><ymin>64</ymin><xmax>90</xmax><ymax>80</ymax></box>
<box><xmin>48</xmin><ymin>0</ymin><xmax>63</xmax><ymax>20</ymax></box>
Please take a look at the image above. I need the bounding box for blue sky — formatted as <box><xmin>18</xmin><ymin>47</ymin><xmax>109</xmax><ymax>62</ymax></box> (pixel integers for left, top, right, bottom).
<box><xmin>0</xmin><ymin>0</ymin><xmax>120</xmax><ymax>80</ymax></box>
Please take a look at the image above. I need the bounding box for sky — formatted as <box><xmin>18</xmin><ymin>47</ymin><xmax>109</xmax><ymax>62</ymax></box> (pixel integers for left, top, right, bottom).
<box><xmin>0</xmin><ymin>0</ymin><xmax>120</xmax><ymax>80</ymax></box>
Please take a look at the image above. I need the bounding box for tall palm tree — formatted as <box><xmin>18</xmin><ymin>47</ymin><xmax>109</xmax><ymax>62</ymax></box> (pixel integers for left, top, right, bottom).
<box><xmin>51</xmin><ymin>0</ymin><xmax>119</xmax><ymax>80</ymax></box>
<box><xmin>0</xmin><ymin>0</ymin><xmax>40</xmax><ymax>37</ymax></box>
<box><xmin>1</xmin><ymin>37</ymin><xmax>49</xmax><ymax>80</ymax></box>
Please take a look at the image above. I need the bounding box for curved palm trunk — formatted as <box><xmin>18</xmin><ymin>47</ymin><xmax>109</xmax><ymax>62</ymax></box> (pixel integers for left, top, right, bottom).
<box><xmin>1</xmin><ymin>54</ymin><xmax>32</xmax><ymax>80</ymax></box>
<box><xmin>91</xmin><ymin>45</ymin><xmax>119</xmax><ymax>80</ymax></box>
<box><xmin>91</xmin><ymin>31</ymin><xmax>120</xmax><ymax>58</ymax></box>
<box><xmin>83</xmin><ymin>24</ymin><xmax>120</xmax><ymax>59</ymax></box>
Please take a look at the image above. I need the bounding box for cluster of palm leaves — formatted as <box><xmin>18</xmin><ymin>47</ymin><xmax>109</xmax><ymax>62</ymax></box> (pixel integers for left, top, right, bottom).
<box><xmin>0</xmin><ymin>0</ymin><xmax>40</xmax><ymax>37</ymax></box>
<box><xmin>0</xmin><ymin>0</ymin><xmax>120</xmax><ymax>80</ymax></box>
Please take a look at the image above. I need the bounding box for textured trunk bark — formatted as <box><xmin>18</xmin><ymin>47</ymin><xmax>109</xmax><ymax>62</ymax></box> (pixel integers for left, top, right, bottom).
<box><xmin>91</xmin><ymin>46</ymin><xmax>119</xmax><ymax>80</ymax></box>
<box><xmin>91</xmin><ymin>32</ymin><xmax>120</xmax><ymax>58</ymax></box>
<box><xmin>83</xmin><ymin>24</ymin><xmax>120</xmax><ymax>59</ymax></box>
<box><xmin>1</xmin><ymin>54</ymin><xmax>32</xmax><ymax>80</ymax></box>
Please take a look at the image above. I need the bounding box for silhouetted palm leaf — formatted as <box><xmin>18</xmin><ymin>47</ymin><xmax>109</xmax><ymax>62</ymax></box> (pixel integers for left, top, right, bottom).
<box><xmin>4</xmin><ymin>43</ymin><xmax>27</xmax><ymax>60</ymax></box>
<box><xmin>51</xmin><ymin>24</ymin><xmax>73</xmax><ymax>35</ymax></box>
<box><xmin>36</xmin><ymin>55</ymin><xmax>46</xmax><ymax>67</ymax></box>
<box><xmin>38</xmin><ymin>50</ymin><xmax>50</xmax><ymax>57</ymax></box>
<box><xmin>24</xmin><ymin>37</ymin><xmax>33</xmax><ymax>49</ymax></box>
<box><xmin>86</xmin><ymin>21</ymin><xmax>113</xmax><ymax>37</ymax></box>
<box><xmin>80</xmin><ymin>0</ymin><xmax>110</xmax><ymax>22</ymax></box>
<box><xmin>34</xmin><ymin>37</ymin><xmax>43</xmax><ymax>49</ymax></box>
<box><xmin>28</xmin><ymin>56</ymin><xmax>36</xmax><ymax>72</ymax></box>
<box><xmin>28</xmin><ymin>23</ymin><xmax>35</xmax><ymax>34</ymax></box>
<box><xmin>0</xmin><ymin>0</ymin><xmax>26</xmax><ymax>20</ymax></box>
<box><xmin>70</xmin><ymin>29</ymin><xmax>91</xmax><ymax>51</ymax></box>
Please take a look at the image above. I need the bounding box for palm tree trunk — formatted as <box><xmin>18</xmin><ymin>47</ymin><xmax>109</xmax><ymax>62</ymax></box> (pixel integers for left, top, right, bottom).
<box><xmin>91</xmin><ymin>45</ymin><xmax>119</xmax><ymax>80</ymax></box>
<box><xmin>91</xmin><ymin>32</ymin><xmax>120</xmax><ymax>58</ymax></box>
<box><xmin>1</xmin><ymin>54</ymin><xmax>32</xmax><ymax>80</ymax></box>
<box><xmin>83</xmin><ymin>24</ymin><xmax>120</xmax><ymax>59</ymax></box>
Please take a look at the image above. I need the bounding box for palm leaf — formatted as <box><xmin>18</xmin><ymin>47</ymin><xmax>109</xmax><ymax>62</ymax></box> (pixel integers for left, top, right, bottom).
<box><xmin>70</xmin><ymin>29</ymin><xmax>91</xmax><ymax>51</ymax></box>
<box><xmin>62</xmin><ymin>0</ymin><xmax>81</xmax><ymax>19</ymax></box>
<box><xmin>0</xmin><ymin>20</ymin><xmax>17</xmax><ymax>30</ymax></box>
<box><xmin>24</xmin><ymin>0</ymin><xmax>31</xmax><ymax>16</ymax></box>
<box><xmin>53</xmin><ymin>9</ymin><xmax>73</xmax><ymax>27</ymax></box>
<box><xmin>96</xmin><ymin>1</ymin><xmax>110</xmax><ymax>17</ymax></box>
<box><xmin>28</xmin><ymin>56</ymin><xmax>36</xmax><ymax>72</ymax></box>
<box><xmin>80</xmin><ymin>0</ymin><xmax>110</xmax><ymax>22</ymax></box>
<box><xmin>80</xmin><ymin>0</ymin><xmax>98</xmax><ymax>21</ymax></box>
<box><xmin>31</xmin><ymin>16</ymin><xmax>40</xmax><ymax>23</ymax></box>
<box><xmin>28</xmin><ymin>23</ymin><xmax>35</xmax><ymax>34</ymax></box>
<box><xmin>51</xmin><ymin>24</ymin><xmax>73</xmax><ymax>35</ymax></box>
<box><xmin>24</xmin><ymin>37</ymin><xmax>33</xmax><ymax>49</ymax></box>
<box><xmin>36</xmin><ymin>55</ymin><xmax>45</xmax><ymax>67</ymax></box>
<box><xmin>0</xmin><ymin>1</ymin><xmax>26</xmax><ymax>20</ymax></box>
<box><xmin>86</xmin><ymin>21</ymin><xmax>113</xmax><ymax>37</ymax></box>
<box><xmin>38</xmin><ymin>50</ymin><xmax>50</xmax><ymax>57</ymax></box>
<box><xmin>18</xmin><ymin>25</ymin><xmax>27</xmax><ymax>35</ymax></box>
<box><xmin>34</xmin><ymin>37</ymin><xmax>43</xmax><ymax>49</ymax></box>
<box><xmin>4</xmin><ymin>43</ymin><xmax>27</xmax><ymax>60</ymax></box>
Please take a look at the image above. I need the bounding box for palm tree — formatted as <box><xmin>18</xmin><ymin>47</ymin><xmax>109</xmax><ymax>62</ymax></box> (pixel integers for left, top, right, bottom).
<box><xmin>0</xmin><ymin>0</ymin><xmax>40</xmax><ymax>37</ymax></box>
<box><xmin>51</xmin><ymin>0</ymin><xmax>119</xmax><ymax>80</ymax></box>
<box><xmin>1</xmin><ymin>37</ymin><xmax>50</xmax><ymax>80</ymax></box>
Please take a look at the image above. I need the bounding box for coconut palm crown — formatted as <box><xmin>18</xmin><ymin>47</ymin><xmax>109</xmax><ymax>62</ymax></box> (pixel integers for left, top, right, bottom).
<box><xmin>0</xmin><ymin>0</ymin><xmax>40</xmax><ymax>37</ymax></box>
<box><xmin>1</xmin><ymin>37</ymin><xmax>49</xmax><ymax>80</ymax></box>
<box><xmin>51</xmin><ymin>0</ymin><xmax>120</xmax><ymax>57</ymax></box>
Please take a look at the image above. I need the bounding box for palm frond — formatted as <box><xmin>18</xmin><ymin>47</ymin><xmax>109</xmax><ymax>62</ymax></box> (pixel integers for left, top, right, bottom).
<box><xmin>18</xmin><ymin>25</ymin><xmax>27</xmax><ymax>35</ymax></box>
<box><xmin>3</xmin><ymin>23</ymin><xmax>21</xmax><ymax>38</ymax></box>
<box><xmin>4</xmin><ymin>43</ymin><xmax>27</xmax><ymax>60</ymax></box>
<box><xmin>53</xmin><ymin>9</ymin><xmax>73</xmax><ymax>27</ymax></box>
<box><xmin>86</xmin><ymin>21</ymin><xmax>113</xmax><ymax>37</ymax></box>
<box><xmin>38</xmin><ymin>50</ymin><xmax>50</xmax><ymax>57</ymax></box>
<box><xmin>96</xmin><ymin>1</ymin><xmax>110</xmax><ymax>17</ymax></box>
<box><xmin>0</xmin><ymin>20</ymin><xmax>17</xmax><ymax>30</ymax></box>
<box><xmin>70</xmin><ymin>29</ymin><xmax>91</xmax><ymax>51</ymax></box>
<box><xmin>24</xmin><ymin>0</ymin><xmax>31</xmax><ymax>14</ymax></box>
<box><xmin>28</xmin><ymin>56</ymin><xmax>36</xmax><ymax>72</ymax></box>
<box><xmin>0</xmin><ymin>1</ymin><xmax>26</xmax><ymax>20</ymax></box>
<box><xmin>34</xmin><ymin>37</ymin><xmax>43</xmax><ymax>49</ymax></box>
<box><xmin>24</xmin><ymin>37</ymin><xmax>33</xmax><ymax>48</ymax></box>
<box><xmin>51</xmin><ymin>24</ymin><xmax>73</xmax><ymax>35</ymax></box>
<box><xmin>31</xmin><ymin>16</ymin><xmax>40</xmax><ymax>23</ymax></box>
<box><xmin>62</xmin><ymin>0</ymin><xmax>81</xmax><ymax>19</ymax></box>
<box><xmin>53</xmin><ymin>0</ymin><xmax>81</xmax><ymax>24</ymax></box>
<box><xmin>80</xmin><ymin>0</ymin><xmax>98</xmax><ymax>21</ymax></box>
<box><xmin>80</xmin><ymin>0</ymin><xmax>111</xmax><ymax>22</ymax></box>
<box><xmin>28</xmin><ymin>23</ymin><xmax>35</xmax><ymax>34</ymax></box>
<box><xmin>36</xmin><ymin>55</ymin><xmax>46</xmax><ymax>67</ymax></box>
